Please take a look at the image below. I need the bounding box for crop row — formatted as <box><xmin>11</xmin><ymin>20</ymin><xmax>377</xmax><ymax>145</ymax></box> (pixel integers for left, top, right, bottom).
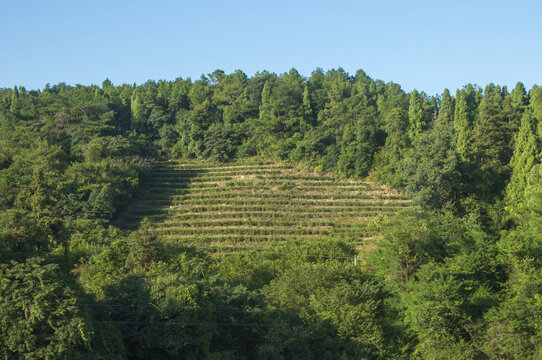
<box><xmin>141</xmin><ymin>189</ymin><xmax>407</xmax><ymax>200</ymax></box>
<box><xmin>119</xmin><ymin>213</ymin><xmax>379</xmax><ymax>228</ymax></box>
<box><xmin>156</xmin><ymin>218</ymin><xmax>369</xmax><ymax>228</ymax></box>
<box><xmin>154</xmin><ymin>227</ymin><xmax>336</xmax><ymax>236</ymax></box>
<box><xmin>159</xmin><ymin>233</ymin><xmax>373</xmax><ymax>245</ymax></box>
<box><xmin>153</xmin><ymin>161</ymin><xmax>278</xmax><ymax>169</ymax></box>
<box><xmin>161</xmin><ymin>234</ymin><xmax>322</xmax><ymax>241</ymax></box>
<box><xmin>128</xmin><ymin>211</ymin><xmax>376</xmax><ymax>221</ymax></box>
<box><xmin>145</xmin><ymin>180</ymin><xmax>374</xmax><ymax>190</ymax></box>
<box><xmin>145</xmin><ymin>170</ymin><xmax>286</xmax><ymax>180</ymax></box>
<box><xmin>153</xmin><ymin>222</ymin><xmax>378</xmax><ymax>235</ymax></box>
<box><xmin>145</xmin><ymin>184</ymin><xmax>375</xmax><ymax>193</ymax></box>
<box><xmin>121</xmin><ymin>219</ymin><xmax>375</xmax><ymax>231</ymax></box>
<box><xmin>154</xmin><ymin>228</ymin><xmax>377</xmax><ymax>239</ymax></box>
<box><xmin>146</xmin><ymin>183</ymin><xmax>378</xmax><ymax>199</ymax></box>
<box><xmin>144</xmin><ymin>174</ymin><xmax>352</xmax><ymax>184</ymax></box>
<box><xmin>160</xmin><ymin>234</ymin><xmax>323</xmax><ymax>244</ymax></box>
<box><xmin>129</xmin><ymin>204</ymin><xmax>404</xmax><ymax>216</ymax></box>
<box><xmin>148</xmin><ymin>168</ymin><xmax>291</xmax><ymax>176</ymax></box>
<box><xmin>141</xmin><ymin>198</ymin><xmax>410</xmax><ymax>207</ymax></box>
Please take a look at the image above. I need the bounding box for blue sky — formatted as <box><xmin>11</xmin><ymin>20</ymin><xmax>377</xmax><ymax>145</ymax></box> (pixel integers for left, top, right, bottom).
<box><xmin>1</xmin><ymin>0</ymin><xmax>540</xmax><ymax>95</ymax></box>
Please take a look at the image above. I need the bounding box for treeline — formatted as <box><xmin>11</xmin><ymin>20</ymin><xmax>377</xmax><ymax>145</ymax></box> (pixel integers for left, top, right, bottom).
<box><xmin>6</xmin><ymin>68</ymin><xmax>541</xmax><ymax>211</ymax></box>
<box><xmin>0</xmin><ymin>69</ymin><xmax>542</xmax><ymax>358</ymax></box>
<box><xmin>4</xmin><ymin>69</ymin><xmax>542</xmax><ymax>208</ymax></box>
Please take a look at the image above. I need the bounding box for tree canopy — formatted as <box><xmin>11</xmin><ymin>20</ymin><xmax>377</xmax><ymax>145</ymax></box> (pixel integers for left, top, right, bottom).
<box><xmin>1</xmin><ymin>69</ymin><xmax>541</xmax><ymax>358</ymax></box>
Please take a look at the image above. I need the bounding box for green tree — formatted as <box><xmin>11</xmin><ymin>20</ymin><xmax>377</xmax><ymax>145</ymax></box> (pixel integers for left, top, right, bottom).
<box><xmin>262</xmin><ymin>262</ymin><xmax>394</xmax><ymax>359</ymax></box>
<box><xmin>301</xmin><ymin>84</ymin><xmax>314</xmax><ymax>130</ymax></box>
<box><xmin>505</xmin><ymin>110</ymin><xmax>540</xmax><ymax>207</ymax></box>
<box><xmin>259</xmin><ymin>80</ymin><xmax>273</xmax><ymax>123</ymax></box>
<box><xmin>126</xmin><ymin>218</ymin><xmax>161</xmax><ymax>269</ymax></box>
<box><xmin>337</xmin><ymin>114</ymin><xmax>377</xmax><ymax>178</ymax></box>
<box><xmin>0</xmin><ymin>209</ymin><xmax>47</xmax><ymax>258</ymax></box>
<box><xmin>437</xmin><ymin>88</ymin><xmax>454</xmax><ymax>125</ymax></box>
<box><xmin>407</xmin><ymin>90</ymin><xmax>425</xmax><ymax>143</ymax></box>
<box><xmin>453</xmin><ymin>84</ymin><xmax>480</xmax><ymax>160</ymax></box>
<box><xmin>202</xmin><ymin>122</ymin><xmax>247</xmax><ymax>162</ymax></box>
<box><xmin>9</xmin><ymin>86</ymin><xmax>22</xmax><ymax>114</ymax></box>
<box><xmin>471</xmin><ymin>84</ymin><xmax>510</xmax><ymax>198</ymax></box>
<box><xmin>368</xmin><ymin>209</ymin><xmax>449</xmax><ymax>285</ymax></box>
<box><xmin>0</xmin><ymin>258</ymin><xmax>98</xmax><ymax>358</ymax></box>
<box><xmin>402</xmin><ymin>264</ymin><xmax>485</xmax><ymax>360</ymax></box>
<box><xmin>210</xmin><ymin>69</ymin><xmax>248</xmax><ymax>124</ymax></box>
<box><xmin>530</xmin><ymin>85</ymin><xmax>542</xmax><ymax>139</ymax></box>
<box><xmin>506</xmin><ymin>82</ymin><xmax>529</xmax><ymax>135</ymax></box>
<box><xmin>402</xmin><ymin>120</ymin><xmax>462</xmax><ymax>209</ymax></box>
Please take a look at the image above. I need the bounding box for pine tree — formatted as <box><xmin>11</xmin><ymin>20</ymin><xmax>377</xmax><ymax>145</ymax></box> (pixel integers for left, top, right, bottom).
<box><xmin>501</xmin><ymin>83</ymin><xmax>528</xmax><ymax>152</ymax></box>
<box><xmin>471</xmin><ymin>84</ymin><xmax>509</xmax><ymax>197</ymax></box>
<box><xmin>529</xmin><ymin>85</ymin><xmax>542</xmax><ymax>140</ymax></box>
<box><xmin>505</xmin><ymin>110</ymin><xmax>540</xmax><ymax>206</ymax></box>
<box><xmin>517</xmin><ymin>86</ymin><xmax>542</xmax><ymax>210</ymax></box>
<box><xmin>9</xmin><ymin>86</ymin><xmax>21</xmax><ymax>113</ymax></box>
<box><xmin>437</xmin><ymin>88</ymin><xmax>454</xmax><ymax>125</ymax></box>
<box><xmin>102</xmin><ymin>78</ymin><xmax>113</xmax><ymax>89</ymax></box>
<box><xmin>259</xmin><ymin>80</ymin><xmax>273</xmax><ymax>122</ymax></box>
<box><xmin>301</xmin><ymin>84</ymin><xmax>313</xmax><ymax>129</ymax></box>
<box><xmin>130</xmin><ymin>90</ymin><xmax>150</xmax><ymax>132</ymax></box>
<box><xmin>130</xmin><ymin>91</ymin><xmax>143</xmax><ymax>121</ymax></box>
<box><xmin>453</xmin><ymin>85</ymin><xmax>479</xmax><ymax>160</ymax></box>
<box><xmin>407</xmin><ymin>90</ymin><xmax>424</xmax><ymax>143</ymax></box>
<box><xmin>509</xmin><ymin>82</ymin><xmax>528</xmax><ymax>122</ymax></box>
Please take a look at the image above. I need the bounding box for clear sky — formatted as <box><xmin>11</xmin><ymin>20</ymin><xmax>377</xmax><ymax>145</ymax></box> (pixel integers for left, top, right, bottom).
<box><xmin>1</xmin><ymin>0</ymin><xmax>540</xmax><ymax>95</ymax></box>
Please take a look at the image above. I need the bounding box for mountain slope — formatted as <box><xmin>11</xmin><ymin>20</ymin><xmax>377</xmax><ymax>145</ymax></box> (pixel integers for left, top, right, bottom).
<box><xmin>117</xmin><ymin>160</ymin><xmax>410</xmax><ymax>252</ymax></box>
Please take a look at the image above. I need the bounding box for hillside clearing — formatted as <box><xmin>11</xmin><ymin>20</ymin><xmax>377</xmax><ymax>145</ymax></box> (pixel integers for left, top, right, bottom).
<box><xmin>116</xmin><ymin>160</ymin><xmax>409</xmax><ymax>253</ymax></box>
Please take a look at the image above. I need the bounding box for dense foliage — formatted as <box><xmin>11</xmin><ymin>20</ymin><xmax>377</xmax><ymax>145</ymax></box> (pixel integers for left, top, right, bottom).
<box><xmin>1</xmin><ymin>69</ymin><xmax>541</xmax><ymax>358</ymax></box>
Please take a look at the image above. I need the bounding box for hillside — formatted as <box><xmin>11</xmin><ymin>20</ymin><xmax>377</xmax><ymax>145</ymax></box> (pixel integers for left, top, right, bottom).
<box><xmin>4</xmin><ymin>68</ymin><xmax>542</xmax><ymax>358</ymax></box>
<box><xmin>117</xmin><ymin>160</ymin><xmax>411</xmax><ymax>253</ymax></box>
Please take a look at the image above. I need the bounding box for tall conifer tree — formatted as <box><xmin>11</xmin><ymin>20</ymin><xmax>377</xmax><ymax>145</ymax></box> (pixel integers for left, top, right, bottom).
<box><xmin>437</xmin><ymin>88</ymin><xmax>454</xmax><ymax>125</ymax></box>
<box><xmin>301</xmin><ymin>84</ymin><xmax>313</xmax><ymax>129</ymax></box>
<box><xmin>509</xmin><ymin>82</ymin><xmax>528</xmax><ymax>126</ymax></box>
<box><xmin>471</xmin><ymin>84</ymin><xmax>511</xmax><ymax>197</ymax></box>
<box><xmin>130</xmin><ymin>91</ymin><xmax>143</xmax><ymax>125</ymax></box>
<box><xmin>259</xmin><ymin>80</ymin><xmax>273</xmax><ymax>122</ymax></box>
<box><xmin>408</xmin><ymin>90</ymin><xmax>424</xmax><ymax>143</ymax></box>
<box><xmin>529</xmin><ymin>85</ymin><xmax>542</xmax><ymax>140</ymax></box>
<box><xmin>453</xmin><ymin>85</ymin><xmax>478</xmax><ymax>159</ymax></box>
<box><xmin>505</xmin><ymin>110</ymin><xmax>540</xmax><ymax>206</ymax></box>
<box><xmin>9</xmin><ymin>87</ymin><xmax>21</xmax><ymax>113</ymax></box>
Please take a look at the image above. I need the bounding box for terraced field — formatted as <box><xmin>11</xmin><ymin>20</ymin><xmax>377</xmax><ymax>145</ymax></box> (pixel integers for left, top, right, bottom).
<box><xmin>117</xmin><ymin>160</ymin><xmax>410</xmax><ymax>253</ymax></box>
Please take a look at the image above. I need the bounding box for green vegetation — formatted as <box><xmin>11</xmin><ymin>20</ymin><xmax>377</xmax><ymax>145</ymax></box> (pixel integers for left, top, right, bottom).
<box><xmin>1</xmin><ymin>69</ymin><xmax>542</xmax><ymax>358</ymax></box>
<box><xmin>117</xmin><ymin>160</ymin><xmax>408</xmax><ymax>251</ymax></box>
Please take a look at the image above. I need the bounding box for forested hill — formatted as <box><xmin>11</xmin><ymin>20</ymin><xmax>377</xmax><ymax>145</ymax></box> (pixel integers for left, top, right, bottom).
<box><xmin>3</xmin><ymin>69</ymin><xmax>541</xmax><ymax>212</ymax></box>
<box><xmin>1</xmin><ymin>69</ymin><xmax>542</xmax><ymax>358</ymax></box>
